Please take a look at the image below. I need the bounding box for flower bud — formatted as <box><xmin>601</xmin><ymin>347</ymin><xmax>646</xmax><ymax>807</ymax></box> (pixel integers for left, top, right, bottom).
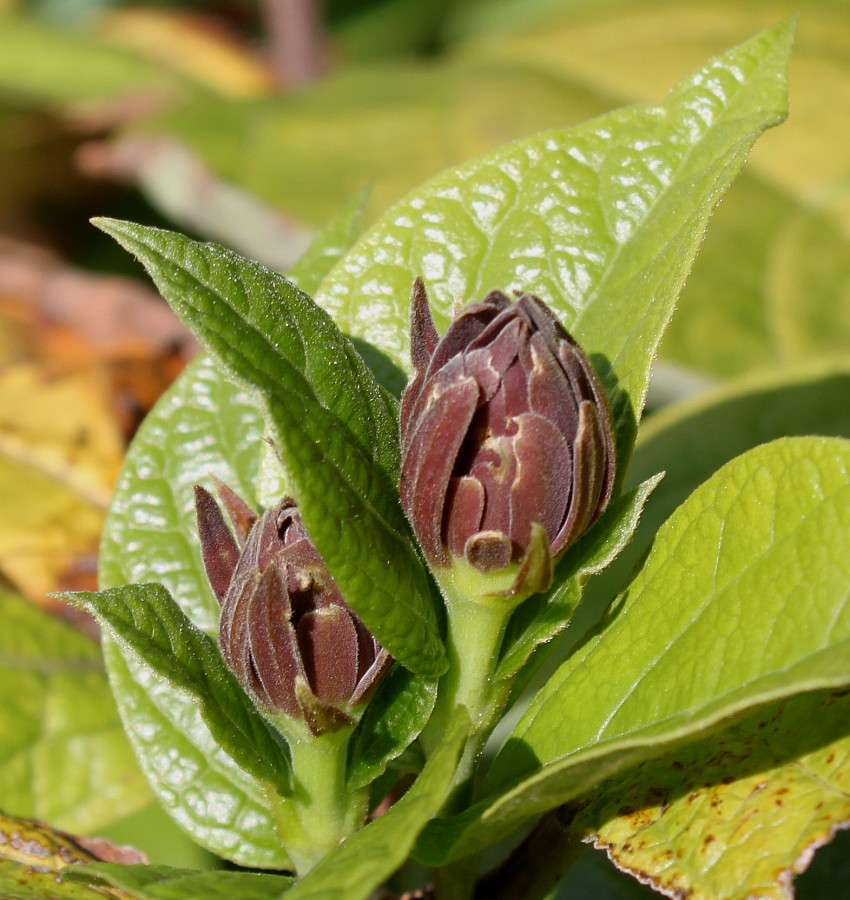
<box><xmin>195</xmin><ymin>485</ymin><xmax>391</xmax><ymax>735</ymax></box>
<box><xmin>399</xmin><ymin>280</ymin><xmax>615</xmax><ymax>598</ymax></box>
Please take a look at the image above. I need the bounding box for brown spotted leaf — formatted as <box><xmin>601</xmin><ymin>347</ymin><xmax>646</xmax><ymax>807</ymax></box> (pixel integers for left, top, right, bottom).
<box><xmin>574</xmin><ymin>689</ymin><xmax>850</xmax><ymax>900</ymax></box>
<box><xmin>0</xmin><ymin>809</ymin><xmax>140</xmax><ymax>899</ymax></box>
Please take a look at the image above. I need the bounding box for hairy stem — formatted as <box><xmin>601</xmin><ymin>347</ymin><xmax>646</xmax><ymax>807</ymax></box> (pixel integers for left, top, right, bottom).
<box><xmin>268</xmin><ymin>725</ymin><xmax>366</xmax><ymax>874</ymax></box>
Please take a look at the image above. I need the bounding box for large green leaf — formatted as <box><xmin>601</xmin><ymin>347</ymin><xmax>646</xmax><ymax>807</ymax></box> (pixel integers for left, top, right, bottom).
<box><xmin>574</xmin><ymin>688</ymin><xmax>850</xmax><ymax>900</ymax></box>
<box><xmin>67</xmin><ymin>583</ymin><xmax>290</xmax><ymax>790</ymax></box>
<box><xmin>315</xmin><ymin>19</ymin><xmax>793</xmax><ymax>468</ymax></box>
<box><xmin>585</xmin><ymin>359</ymin><xmax>850</xmax><ymax>614</ymax></box>
<box><xmin>418</xmin><ymin>437</ymin><xmax>850</xmax><ymax>863</ymax></box>
<box><xmin>95</xmin><ymin>220</ymin><xmax>444</xmax><ymax>679</ymax></box>
<box><xmin>0</xmin><ymin>591</ymin><xmax>150</xmax><ymax>833</ymax></box>
<box><xmin>495</xmin><ymin>475</ymin><xmax>662</xmax><ymax>682</ymax></box>
<box><xmin>285</xmin><ymin>713</ymin><xmax>467</xmax><ymax>900</ymax></box>
<box><xmin>97</xmin><ymin>356</ymin><xmax>285</xmax><ymax>868</ymax></box>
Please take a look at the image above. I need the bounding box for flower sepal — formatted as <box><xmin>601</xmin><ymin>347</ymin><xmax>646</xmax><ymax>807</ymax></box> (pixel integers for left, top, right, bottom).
<box><xmin>440</xmin><ymin>522</ymin><xmax>553</xmax><ymax>608</ymax></box>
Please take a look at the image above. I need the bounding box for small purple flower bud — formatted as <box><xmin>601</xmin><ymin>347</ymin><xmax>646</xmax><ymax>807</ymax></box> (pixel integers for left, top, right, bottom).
<box><xmin>195</xmin><ymin>485</ymin><xmax>391</xmax><ymax>735</ymax></box>
<box><xmin>399</xmin><ymin>280</ymin><xmax>615</xmax><ymax>596</ymax></box>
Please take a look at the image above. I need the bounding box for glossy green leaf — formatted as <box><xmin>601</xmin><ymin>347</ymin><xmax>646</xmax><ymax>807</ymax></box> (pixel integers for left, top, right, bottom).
<box><xmin>67</xmin><ymin>583</ymin><xmax>290</xmax><ymax>790</ymax></box>
<box><xmin>316</xmin><ymin>20</ymin><xmax>793</xmax><ymax>467</ymax></box>
<box><xmin>67</xmin><ymin>864</ymin><xmax>292</xmax><ymax>899</ymax></box>
<box><xmin>102</xmin><ymin>641</ymin><xmax>288</xmax><ymax>869</ymax></box>
<box><xmin>574</xmin><ymin>688</ymin><xmax>850</xmax><ymax>900</ymax></box>
<box><xmin>0</xmin><ymin>591</ymin><xmax>150</xmax><ymax>833</ymax></box>
<box><xmin>496</xmin><ymin>474</ymin><xmax>662</xmax><ymax>681</ymax></box>
<box><xmin>97</xmin><ymin>355</ymin><xmax>285</xmax><ymax>868</ymax></box>
<box><xmin>418</xmin><ymin>437</ymin><xmax>850</xmax><ymax>863</ymax></box>
<box><xmin>94</xmin><ymin>219</ymin><xmax>444</xmax><ymax>679</ymax></box>
<box><xmin>346</xmin><ymin>666</ymin><xmax>437</xmax><ymax>791</ymax></box>
<box><xmin>458</xmin><ymin>1</ymin><xmax>850</xmax><ymax>381</ymax></box>
<box><xmin>286</xmin><ymin>713</ymin><xmax>467</xmax><ymax>900</ymax></box>
<box><xmin>588</xmin><ymin>360</ymin><xmax>850</xmax><ymax>613</ymax></box>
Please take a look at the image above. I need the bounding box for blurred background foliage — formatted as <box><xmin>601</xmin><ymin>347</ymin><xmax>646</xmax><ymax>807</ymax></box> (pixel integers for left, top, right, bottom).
<box><xmin>0</xmin><ymin>0</ymin><xmax>849</xmax><ymax>892</ymax></box>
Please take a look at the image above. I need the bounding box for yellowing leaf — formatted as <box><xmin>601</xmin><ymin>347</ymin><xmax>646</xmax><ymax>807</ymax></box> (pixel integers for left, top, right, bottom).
<box><xmin>0</xmin><ymin>365</ymin><xmax>123</xmax><ymax>599</ymax></box>
<box><xmin>97</xmin><ymin>8</ymin><xmax>274</xmax><ymax>99</ymax></box>
<box><xmin>575</xmin><ymin>690</ymin><xmax>850</xmax><ymax>900</ymax></box>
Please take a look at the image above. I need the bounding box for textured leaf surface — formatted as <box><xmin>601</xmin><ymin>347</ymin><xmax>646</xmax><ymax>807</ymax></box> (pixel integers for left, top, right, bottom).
<box><xmin>95</xmin><ymin>220</ymin><xmax>444</xmax><ymax>678</ymax></box>
<box><xmin>496</xmin><ymin>475</ymin><xmax>662</xmax><ymax>681</ymax></box>
<box><xmin>0</xmin><ymin>591</ymin><xmax>150</xmax><ymax>833</ymax></box>
<box><xmin>588</xmin><ymin>359</ymin><xmax>850</xmax><ymax>613</ymax></box>
<box><xmin>575</xmin><ymin>689</ymin><xmax>850</xmax><ymax>900</ymax></box>
<box><xmin>94</xmin><ymin>213</ymin><xmax>371</xmax><ymax>867</ymax></box>
<box><xmin>286</xmin><ymin>713</ymin><xmax>467</xmax><ymax>900</ymax></box>
<box><xmin>418</xmin><ymin>437</ymin><xmax>850</xmax><ymax>863</ymax></box>
<box><xmin>346</xmin><ymin>666</ymin><xmax>436</xmax><ymax>790</ymax></box>
<box><xmin>68</xmin><ymin>864</ymin><xmax>292</xmax><ymax>899</ymax></box>
<box><xmin>103</xmin><ymin>641</ymin><xmax>288</xmax><ymax>869</ymax></box>
<box><xmin>67</xmin><ymin>583</ymin><xmax>290</xmax><ymax>790</ymax></box>
<box><xmin>315</xmin><ymin>20</ymin><xmax>793</xmax><ymax>477</ymax></box>
<box><xmin>457</xmin><ymin>1</ymin><xmax>850</xmax><ymax>379</ymax></box>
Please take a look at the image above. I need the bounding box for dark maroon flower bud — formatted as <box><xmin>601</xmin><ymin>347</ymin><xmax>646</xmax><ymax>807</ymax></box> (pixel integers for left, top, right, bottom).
<box><xmin>399</xmin><ymin>279</ymin><xmax>615</xmax><ymax>598</ymax></box>
<box><xmin>195</xmin><ymin>485</ymin><xmax>391</xmax><ymax>735</ymax></box>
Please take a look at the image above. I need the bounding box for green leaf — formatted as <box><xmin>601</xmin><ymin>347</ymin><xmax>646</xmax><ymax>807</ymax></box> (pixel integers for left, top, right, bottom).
<box><xmin>68</xmin><ymin>864</ymin><xmax>292</xmax><ymax>900</ymax></box>
<box><xmin>103</xmin><ymin>641</ymin><xmax>288</xmax><ymax>869</ymax></box>
<box><xmin>0</xmin><ymin>591</ymin><xmax>150</xmax><ymax>833</ymax></box>
<box><xmin>94</xmin><ymin>219</ymin><xmax>445</xmax><ymax>679</ymax></box>
<box><xmin>574</xmin><ymin>688</ymin><xmax>850</xmax><ymax>900</ymax></box>
<box><xmin>589</xmin><ymin>360</ymin><xmax>850</xmax><ymax>614</ymax></box>
<box><xmin>96</xmin><ymin>355</ymin><xmax>285</xmax><ymax>867</ymax></box>
<box><xmin>285</xmin><ymin>190</ymin><xmax>369</xmax><ymax>294</ymax></box>
<box><xmin>315</xmin><ymin>19</ymin><xmax>793</xmax><ymax>462</ymax></box>
<box><xmin>419</xmin><ymin>437</ymin><xmax>850</xmax><ymax>863</ymax></box>
<box><xmin>286</xmin><ymin>712</ymin><xmax>468</xmax><ymax>900</ymax></box>
<box><xmin>346</xmin><ymin>667</ymin><xmax>437</xmax><ymax>791</ymax></box>
<box><xmin>495</xmin><ymin>474</ymin><xmax>662</xmax><ymax>681</ymax></box>
<box><xmin>93</xmin><ymin>212</ymin><xmax>373</xmax><ymax>868</ymax></box>
<box><xmin>66</xmin><ymin>583</ymin><xmax>290</xmax><ymax>791</ymax></box>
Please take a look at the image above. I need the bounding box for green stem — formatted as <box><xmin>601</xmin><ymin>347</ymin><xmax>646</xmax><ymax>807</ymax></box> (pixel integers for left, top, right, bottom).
<box><xmin>421</xmin><ymin>573</ymin><xmax>515</xmax><ymax>790</ymax></box>
<box><xmin>268</xmin><ymin>725</ymin><xmax>366</xmax><ymax>875</ymax></box>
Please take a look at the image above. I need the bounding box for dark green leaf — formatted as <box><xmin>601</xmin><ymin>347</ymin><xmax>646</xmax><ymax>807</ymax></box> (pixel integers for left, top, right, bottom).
<box><xmin>66</xmin><ymin>583</ymin><xmax>290</xmax><ymax>791</ymax></box>
<box><xmin>347</xmin><ymin>667</ymin><xmax>437</xmax><ymax>791</ymax></box>
<box><xmin>94</xmin><ymin>220</ymin><xmax>445</xmax><ymax>679</ymax></box>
